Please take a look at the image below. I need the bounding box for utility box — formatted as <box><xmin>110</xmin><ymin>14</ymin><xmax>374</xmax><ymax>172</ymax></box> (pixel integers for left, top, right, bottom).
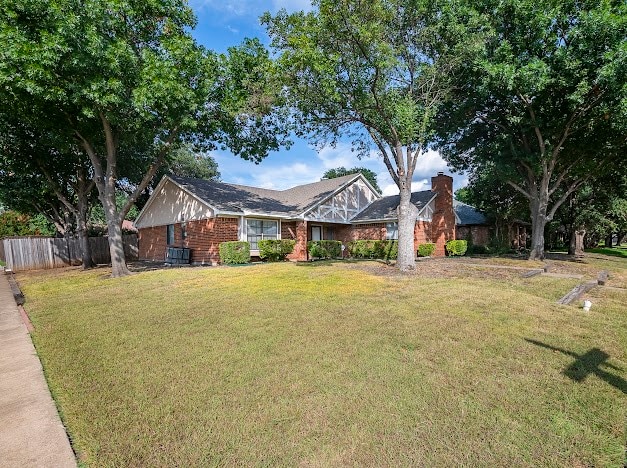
<box><xmin>165</xmin><ymin>247</ymin><xmax>191</xmax><ymax>265</ymax></box>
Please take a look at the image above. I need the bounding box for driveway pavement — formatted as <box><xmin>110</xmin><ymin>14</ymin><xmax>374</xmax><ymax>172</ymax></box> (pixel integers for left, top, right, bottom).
<box><xmin>0</xmin><ymin>271</ymin><xmax>76</xmax><ymax>467</ymax></box>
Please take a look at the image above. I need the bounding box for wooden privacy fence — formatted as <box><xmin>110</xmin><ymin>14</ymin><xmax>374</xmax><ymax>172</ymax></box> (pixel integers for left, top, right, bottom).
<box><xmin>0</xmin><ymin>235</ymin><xmax>138</xmax><ymax>271</ymax></box>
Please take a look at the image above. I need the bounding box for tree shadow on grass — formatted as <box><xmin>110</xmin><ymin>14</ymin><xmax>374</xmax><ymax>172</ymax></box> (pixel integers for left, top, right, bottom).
<box><xmin>525</xmin><ymin>339</ymin><xmax>626</xmax><ymax>395</ymax></box>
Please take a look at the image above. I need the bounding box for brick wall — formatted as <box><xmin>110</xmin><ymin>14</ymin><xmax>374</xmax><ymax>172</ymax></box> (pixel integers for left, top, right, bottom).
<box><xmin>430</xmin><ymin>173</ymin><xmax>456</xmax><ymax>256</ymax></box>
<box><xmin>351</xmin><ymin>223</ymin><xmax>386</xmax><ymax>241</ymax></box>
<box><xmin>138</xmin><ymin>225</ymin><xmax>171</xmax><ymax>262</ymax></box>
<box><xmin>185</xmin><ymin>218</ymin><xmax>239</xmax><ymax>264</ymax></box>
<box><xmin>281</xmin><ymin>221</ymin><xmax>297</xmax><ymax>240</ymax></box>
<box><xmin>414</xmin><ymin>221</ymin><xmax>431</xmax><ymax>252</ymax></box>
<box><xmin>457</xmin><ymin>225</ymin><xmax>490</xmax><ymax>246</ymax></box>
<box><xmin>138</xmin><ymin>217</ymin><xmax>239</xmax><ymax>265</ymax></box>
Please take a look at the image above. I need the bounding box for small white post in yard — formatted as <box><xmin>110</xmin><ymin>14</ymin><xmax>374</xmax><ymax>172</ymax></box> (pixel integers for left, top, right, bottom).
<box><xmin>582</xmin><ymin>300</ymin><xmax>592</xmax><ymax>312</ymax></box>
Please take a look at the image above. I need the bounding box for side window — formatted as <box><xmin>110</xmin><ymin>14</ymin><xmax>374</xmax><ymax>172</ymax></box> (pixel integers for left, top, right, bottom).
<box><xmin>386</xmin><ymin>222</ymin><xmax>398</xmax><ymax>240</ymax></box>
<box><xmin>247</xmin><ymin>219</ymin><xmax>278</xmax><ymax>250</ymax></box>
<box><xmin>166</xmin><ymin>224</ymin><xmax>175</xmax><ymax>245</ymax></box>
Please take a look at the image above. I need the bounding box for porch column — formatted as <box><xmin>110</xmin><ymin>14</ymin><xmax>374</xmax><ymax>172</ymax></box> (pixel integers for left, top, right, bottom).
<box><xmin>292</xmin><ymin>220</ymin><xmax>308</xmax><ymax>261</ymax></box>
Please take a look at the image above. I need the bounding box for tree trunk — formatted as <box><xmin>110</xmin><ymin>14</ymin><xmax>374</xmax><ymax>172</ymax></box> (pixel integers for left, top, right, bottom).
<box><xmin>569</xmin><ymin>227</ymin><xmax>585</xmax><ymax>257</ymax></box>
<box><xmin>397</xmin><ymin>178</ymin><xmax>416</xmax><ymax>272</ymax></box>
<box><xmin>528</xmin><ymin>197</ymin><xmax>547</xmax><ymax>261</ymax></box>
<box><xmin>605</xmin><ymin>233</ymin><xmax>613</xmax><ymax>248</ymax></box>
<box><xmin>107</xmin><ymin>216</ymin><xmax>131</xmax><ymax>277</ymax></box>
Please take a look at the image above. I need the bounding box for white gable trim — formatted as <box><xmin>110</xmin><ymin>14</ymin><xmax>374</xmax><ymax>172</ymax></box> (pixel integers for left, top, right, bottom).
<box><xmin>303</xmin><ymin>173</ymin><xmax>380</xmax><ymax>216</ymax></box>
<box><xmin>349</xmin><ymin>194</ymin><xmax>437</xmax><ymax>224</ymax></box>
<box><xmin>416</xmin><ymin>194</ymin><xmax>437</xmax><ymax>221</ymax></box>
<box><xmin>134</xmin><ymin>175</ymin><xmax>218</xmax><ymax>228</ymax></box>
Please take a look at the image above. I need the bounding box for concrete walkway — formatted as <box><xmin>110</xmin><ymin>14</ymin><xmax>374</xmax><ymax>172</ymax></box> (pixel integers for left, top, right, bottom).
<box><xmin>0</xmin><ymin>272</ymin><xmax>76</xmax><ymax>467</ymax></box>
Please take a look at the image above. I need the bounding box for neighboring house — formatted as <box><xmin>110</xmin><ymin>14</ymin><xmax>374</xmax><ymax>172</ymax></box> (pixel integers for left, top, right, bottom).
<box><xmin>134</xmin><ymin>172</ymin><xmax>456</xmax><ymax>264</ymax></box>
<box><xmin>453</xmin><ymin>200</ymin><xmax>531</xmax><ymax>250</ymax></box>
<box><xmin>454</xmin><ymin>200</ymin><xmax>490</xmax><ymax>246</ymax></box>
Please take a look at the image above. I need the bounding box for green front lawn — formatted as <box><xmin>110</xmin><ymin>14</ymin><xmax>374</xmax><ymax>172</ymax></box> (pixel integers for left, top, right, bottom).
<box><xmin>588</xmin><ymin>244</ymin><xmax>627</xmax><ymax>258</ymax></box>
<box><xmin>18</xmin><ymin>258</ymin><xmax>627</xmax><ymax>466</ymax></box>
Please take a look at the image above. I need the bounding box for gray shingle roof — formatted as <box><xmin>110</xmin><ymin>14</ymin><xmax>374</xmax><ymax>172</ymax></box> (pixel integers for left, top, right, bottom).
<box><xmin>169</xmin><ymin>173</ymin><xmax>360</xmax><ymax>217</ymax></box>
<box><xmin>453</xmin><ymin>200</ymin><xmax>488</xmax><ymax>225</ymax></box>
<box><xmin>351</xmin><ymin>190</ymin><xmax>435</xmax><ymax>222</ymax></box>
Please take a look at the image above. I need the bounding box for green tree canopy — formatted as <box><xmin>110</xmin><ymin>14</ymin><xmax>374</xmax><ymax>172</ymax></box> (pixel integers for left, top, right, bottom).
<box><xmin>322</xmin><ymin>167</ymin><xmax>381</xmax><ymax>194</ymax></box>
<box><xmin>1</xmin><ymin>0</ymin><xmax>288</xmax><ymax>276</ymax></box>
<box><xmin>437</xmin><ymin>0</ymin><xmax>627</xmax><ymax>260</ymax></box>
<box><xmin>265</xmin><ymin>0</ymin><xmax>482</xmax><ymax>270</ymax></box>
<box><xmin>165</xmin><ymin>145</ymin><xmax>221</xmax><ymax>181</ymax></box>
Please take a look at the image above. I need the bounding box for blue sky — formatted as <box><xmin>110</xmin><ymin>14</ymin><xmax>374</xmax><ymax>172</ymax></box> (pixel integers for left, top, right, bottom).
<box><xmin>188</xmin><ymin>0</ymin><xmax>467</xmax><ymax>195</ymax></box>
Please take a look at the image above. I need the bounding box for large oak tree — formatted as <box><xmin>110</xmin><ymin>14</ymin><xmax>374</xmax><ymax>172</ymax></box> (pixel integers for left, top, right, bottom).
<box><xmin>437</xmin><ymin>0</ymin><xmax>627</xmax><ymax>260</ymax></box>
<box><xmin>1</xmin><ymin>0</ymin><xmax>287</xmax><ymax>276</ymax></box>
<box><xmin>264</xmin><ymin>0</ymin><xmax>482</xmax><ymax>271</ymax></box>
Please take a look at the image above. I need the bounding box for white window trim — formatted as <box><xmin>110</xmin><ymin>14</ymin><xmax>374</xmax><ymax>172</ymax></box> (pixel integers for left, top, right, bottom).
<box><xmin>311</xmin><ymin>224</ymin><xmax>323</xmax><ymax>241</ymax></box>
<box><xmin>243</xmin><ymin>218</ymin><xmax>281</xmax><ymax>253</ymax></box>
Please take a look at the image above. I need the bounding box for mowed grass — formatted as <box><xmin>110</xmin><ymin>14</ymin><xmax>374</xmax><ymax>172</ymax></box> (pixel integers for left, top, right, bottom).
<box><xmin>18</xmin><ymin>259</ymin><xmax>627</xmax><ymax>467</ymax></box>
<box><xmin>588</xmin><ymin>244</ymin><xmax>627</xmax><ymax>259</ymax></box>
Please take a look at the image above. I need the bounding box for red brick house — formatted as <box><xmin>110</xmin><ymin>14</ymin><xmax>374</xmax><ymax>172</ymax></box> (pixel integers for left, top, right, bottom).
<box><xmin>453</xmin><ymin>200</ymin><xmax>491</xmax><ymax>246</ymax></box>
<box><xmin>134</xmin><ymin>172</ymin><xmax>457</xmax><ymax>264</ymax></box>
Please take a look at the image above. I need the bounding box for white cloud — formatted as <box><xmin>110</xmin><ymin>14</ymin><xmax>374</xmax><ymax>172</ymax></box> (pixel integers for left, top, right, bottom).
<box><xmin>248</xmin><ymin>162</ymin><xmax>317</xmax><ymax>189</ymax></box>
<box><xmin>381</xmin><ymin>179</ymin><xmax>430</xmax><ymax>197</ymax></box>
<box><xmin>316</xmin><ymin>142</ymin><xmax>381</xmax><ymax>170</ymax></box>
<box><xmin>226</xmin><ymin>25</ymin><xmax>239</xmax><ymax>34</ymax></box>
<box><xmin>381</xmin><ymin>184</ymin><xmax>398</xmax><ymax>196</ymax></box>
<box><xmin>413</xmin><ymin>149</ymin><xmax>449</xmax><ymax>179</ymax></box>
<box><xmin>212</xmin><ymin>145</ymin><xmax>467</xmax><ymax>195</ymax></box>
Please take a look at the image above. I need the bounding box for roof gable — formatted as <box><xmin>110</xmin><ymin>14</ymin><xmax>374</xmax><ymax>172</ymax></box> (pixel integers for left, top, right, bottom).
<box><xmin>351</xmin><ymin>190</ymin><xmax>436</xmax><ymax>223</ymax></box>
<box><xmin>159</xmin><ymin>173</ymin><xmax>376</xmax><ymax>219</ymax></box>
<box><xmin>134</xmin><ymin>177</ymin><xmax>215</xmax><ymax>228</ymax></box>
<box><xmin>453</xmin><ymin>200</ymin><xmax>488</xmax><ymax>225</ymax></box>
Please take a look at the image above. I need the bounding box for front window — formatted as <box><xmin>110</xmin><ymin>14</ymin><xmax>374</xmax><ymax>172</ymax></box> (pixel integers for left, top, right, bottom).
<box><xmin>247</xmin><ymin>219</ymin><xmax>278</xmax><ymax>250</ymax></box>
<box><xmin>166</xmin><ymin>224</ymin><xmax>175</xmax><ymax>245</ymax></box>
<box><xmin>386</xmin><ymin>222</ymin><xmax>398</xmax><ymax>240</ymax></box>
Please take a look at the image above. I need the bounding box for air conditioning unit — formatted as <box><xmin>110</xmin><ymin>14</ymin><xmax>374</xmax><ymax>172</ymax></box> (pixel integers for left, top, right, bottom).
<box><xmin>165</xmin><ymin>247</ymin><xmax>191</xmax><ymax>265</ymax></box>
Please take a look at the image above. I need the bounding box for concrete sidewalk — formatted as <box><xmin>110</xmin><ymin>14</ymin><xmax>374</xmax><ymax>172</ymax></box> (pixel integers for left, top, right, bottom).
<box><xmin>0</xmin><ymin>272</ymin><xmax>76</xmax><ymax>467</ymax></box>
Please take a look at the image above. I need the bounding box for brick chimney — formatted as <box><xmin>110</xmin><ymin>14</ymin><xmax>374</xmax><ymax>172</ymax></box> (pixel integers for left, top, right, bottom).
<box><xmin>430</xmin><ymin>172</ymin><xmax>455</xmax><ymax>256</ymax></box>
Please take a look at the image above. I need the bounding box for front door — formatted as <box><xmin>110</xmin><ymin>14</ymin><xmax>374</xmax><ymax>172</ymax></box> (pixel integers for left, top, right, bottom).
<box><xmin>311</xmin><ymin>225</ymin><xmax>322</xmax><ymax>241</ymax></box>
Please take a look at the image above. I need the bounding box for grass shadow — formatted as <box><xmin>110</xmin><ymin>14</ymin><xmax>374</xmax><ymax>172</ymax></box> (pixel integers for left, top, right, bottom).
<box><xmin>525</xmin><ymin>338</ymin><xmax>626</xmax><ymax>395</ymax></box>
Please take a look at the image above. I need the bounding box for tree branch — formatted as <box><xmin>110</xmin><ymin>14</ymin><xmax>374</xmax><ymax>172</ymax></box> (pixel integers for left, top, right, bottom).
<box><xmin>547</xmin><ymin>177</ymin><xmax>587</xmax><ymax>221</ymax></box>
<box><xmin>119</xmin><ymin>128</ymin><xmax>180</xmax><ymax>220</ymax></box>
<box><xmin>507</xmin><ymin>180</ymin><xmax>531</xmax><ymax>200</ymax></box>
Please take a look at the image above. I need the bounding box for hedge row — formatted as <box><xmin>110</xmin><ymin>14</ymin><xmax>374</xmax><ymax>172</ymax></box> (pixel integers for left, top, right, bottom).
<box><xmin>417</xmin><ymin>243</ymin><xmax>436</xmax><ymax>257</ymax></box>
<box><xmin>218</xmin><ymin>241</ymin><xmax>251</xmax><ymax>264</ymax></box>
<box><xmin>307</xmin><ymin>240</ymin><xmax>342</xmax><ymax>259</ymax></box>
<box><xmin>218</xmin><ymin>238</ymin><xmax>468</xmax><ymax>264</ymax></box>
<box><xmin>346</xmin><ymin>240</ymin><xmax>398</xmax><ymax>260</ymax></box>
<box><xmin>258</xmin><ymin>239</ymin><xmax>295</xmax><ymax>261</ymax></box>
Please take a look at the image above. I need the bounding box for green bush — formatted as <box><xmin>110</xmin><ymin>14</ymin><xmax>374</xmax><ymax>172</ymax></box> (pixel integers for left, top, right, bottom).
<box><xmin>347</xmin><ymin>240</ymin><xmax>377</xmax><ymax>258</ymax></box>
<box><xmin>258</xmin><ymin>239</ymin><xmax>295</xmax><ymax>262</ymax></box>
<box><xmin>468</xmin><ymin>244</ymin><xmax>489</xmax><ymax>255</ymax></box>
<box><xmin>445</xmin><ymin>239</ymin><xmax>468</xmax><ymax>256</ymax></box>
<box><xmin>375</xmin><ymin>240</ymin><xmax>398</xmax><ymax>260</ymax></box>
<box><xmin>0</xmin><ymin>210</ymin><xmax>55</xmax><ymax>237</ymax></box>
<box><xmin>347</xmin><ymin>240</ymin><xmax>398</xmax><ymax>260</ymax></box>
<box><xmin>417</xmin><ymin>243</ymin><xmax>436</xmax><ymax>257</ymax></box>
<box><xmin>219</xmin><ymin>241</ymin><xmax>250</xmax><ymax>264</ymax></box>
<box><xmin>307</xmin><ymin>240</ymin><xmax>342</xmax><ymax>259</ymax></box>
